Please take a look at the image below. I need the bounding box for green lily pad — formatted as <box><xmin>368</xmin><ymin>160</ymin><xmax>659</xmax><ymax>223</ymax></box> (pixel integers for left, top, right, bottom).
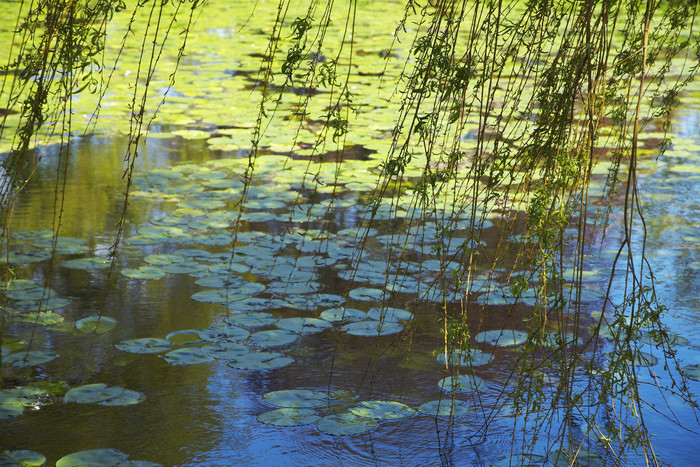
<box><xmin>225</xmin><ymin>312</ymin><xmax>277</xmax><ymax>327</ymax></box>
<box><xmin>65</xmin><ymin>383</ymin><xmax>143</xmax><ymax>406</ymax></box>
<box><xmin>604</xmin><ymin>350</ymin><xmax>659</xmax><ymax>367</ymax></box>
<box><xmin>115</xmin><ymin>338</ymin><xmax>173</xmax><ymax>354</ymax></box>
<box><xmin>143</xmin><ymin>254</ymin><xmax>185</xmax><ymax>266</ymax></box>
<box><xmin>439</xmin><ymin>374</ymin><xmax>487</xmax><ymax>393</ymax></box>
<box><xmin>418</xmin><ymin>399</ymin><xmax>470</xmax><ymax>417</ymax></box>
<box><xmin>681</xmin><ymin>364</ymin><xmax>700</xmax><ymax>381</ymax></box>
<box><xmin>1</xmin><ymin>250</ymin><xmax>51</xmax><ymax>264</ymax></box>
<box><xmin>257</xmin><ymin>408</ymin><xmax>320</xmax><ymax>427</ymax></box>
<box><xmin>275</xmin><ymin>318</ymin><xmax>332</xmax><ymax>334</ymax></box>
<box><xmin>32</xmin><ymin>237</ymin><xmax>88</xmax><ymax>254</ymax></box>
<box><xmin>262</xmin><ymin>389</ymin><xmax>328</xmax><ymax>408</ymax></box>
<box><xmin>349</xmin><ymin>400</ymin><xmax>416</xmax><ymax>420</ymax></box>
<box><xmin>248</xmin><ymin>329</ymin><xmax>298</xmax><ymax>348</ymax></box>
<box><xmin>474</xmin><ymin>329</ymin><xmax>528</xmax><ymax>347</ymax></box>
<box><xmin>55</xmin><ymin>449</ymin><xmax>161</xmax><ymax>467</ymax></box>
<box><xmin>62</xmin><ymin>257</ymin><xmax>112</xmax><ymax>270</ymax></box>
<box><xmin>75</xmin><ymin>316</ymin><xmax>117</xmax><ymax>334</ymax></box>
<box><xmin>14</xmin><ymin>297</ymin><xmax>71</xmax><ymax>312</ymax></box>
<box><xmin>319</xmin><ymin>307</ymin><xmax>367</xmax><ymax>323</ymax></box>
<box><xmin>0</xmin><ymin>396</ymin><xmax>26</xmax><ymax>420</ymax></box>
<box><xmin>348</xmin><ymin>287</ymin><xmax>388</xmax><ymax>301</ymax></box>
<box><xmin>200</xmin><ymin>342</ymin><xmax>249</xmax><ymax>359</ymax></box>
<box><xmin>342</xmin><ymin>320</ymin><xmax>404</xmax><ymax>336</ymax></box>
<box><xmin>198</xmin><ymin>325</ymin><xmax>250</xmax><ymax>343</ymax></box>
<box><xmin>12</xmin><ymin>311</ymin><xmax>64</xmax><ymax>326</ymax></box>
<box><xmin>121</xmin><ymin>266</ymin><xmax>166</xmax><ymax>280</ymax></box>
<box><xmin>367</xmin><ymin>306</ymin><xmax>413</xmax><ymax>322</ymax></box>
<box><xmin>227</xmin><ymin>351</ymin><xmax>294</xmax><ymax>370</ymax></box>
<box><xmin>162</xmin><ymin>348</ymin><xmax>215</xmax><ymax>366</ymax></box>
<box><xmin>436</xmin><ymin>349</ymin><xmax>493</xmax><ymax>367</ymax></box>
<box><xmin>4</xmin><ymin>350</ymin><xmax>58</xmax><ymax>368</ymax></box>
<box><xmin>0</xmin><ymin>449</ymin><xmax>46</xmax><ymax>466</ymax></box>
<box><xmin>316</xmin><ymin>412</ymin><xmax>377</xmax><ymax>436</ymax></box>
<box><xmin>165</xmin><ymin>329</ymin><xmax>203</xmax><ymax>344</ymax></box>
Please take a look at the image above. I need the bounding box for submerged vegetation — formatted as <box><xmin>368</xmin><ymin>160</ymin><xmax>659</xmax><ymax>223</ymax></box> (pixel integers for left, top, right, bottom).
<box><xmin>1</xmin><ymin>0</ymin><xmax>700</xmax><ymax>465</ymax></box>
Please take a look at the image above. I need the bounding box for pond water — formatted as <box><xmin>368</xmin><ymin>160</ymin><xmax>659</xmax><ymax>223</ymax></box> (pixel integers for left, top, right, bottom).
<box><xmin>1</xmin><ymin>1</ymin><xmax>700</xmax><ymax>466</ymax></box>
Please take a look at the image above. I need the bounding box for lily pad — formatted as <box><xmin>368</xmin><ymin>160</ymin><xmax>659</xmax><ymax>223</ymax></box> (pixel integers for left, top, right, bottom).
<box><xmin>438</xmin><ymin>374</ymin><xmax>487</xmax><ymax>393</ymax></box>
<box><xmin>342</xmin><ymin>320</ymin><xmax>404</xmax><ymax>336</ymax></box>
<box><xmin>319</xmin><ymin>307</ymin><xmax>367</xmax><ymax>323</ymax></box>
<box><xmin>316</xmin><ymin>412</ymin><xmax>377</xmax><ymax>436</ymax></box>
<box><xmin>275</xmin><ymin>317</ymin><xmax>332</xmax><ymax>334</ymax></box>
<box><xmin>367</xmin><ymin>306</ymin><xmax>413</xmax><ymax>322</ymax></box>
<box><xmin>248</xmin><ymin>329</ymin><xmax>298</xmax><ymax>348</ymax></box>
<box><xmin>162</xmin><ymin>348</ymin><xmax>215</xmax><ymax>366</ymax></box>
<box><xmin>65</xmin><ymin>383</ymin><xmax>143</xmax><ymax>406</ymax></box>
<box><xmin>227</xmin><ymin>351</ymin><xmax>294</xmax><ymax>370</ymax></box>
<box><xmin>115</xmin><ymin>338</ymin><xmax>173</xmax><ymax>354</ymax></box>
<box><xmin>4</xmin><ymin>350</ymin><xmax>58</xmax><ymax>368</ymax></box>
<box><xmin>0</xmin><ymin>449</ymin><xmax>46</xmax><ymax>466</ymax></box>
<box><xmin>55</xmin><ymin>449</ymin><xmax>161</xmax><ymax>467</ymax></box>
<box><xmin>348</xmin><ymin>287</ymin><xmax>388</xmax><ymax>301</ymax></box>
<box><xmin>75</xmin><ymin>316</ymin><xmax>117</xmax><ymax>334</ymax></box>
<box><xmin>349</xmin><ymin>400</ymin><xmax>416</xmax><ymax>420</ymax></box>
<box><xmin>225</xmin><ymin>312</ymin><xmax>277</xmax><ymax>327</ymax></box>
<box><xmin>198</xmin><ymin>325</ymin><xmax>250</xmax><ymax>343</ymax></box>
<box><xmin>62</xmin><ymin>257</ymin><xmax>112</xmax><ymax>270</ymax></box>
<box><xmin>165</xmin><ymin>329</ymin><xmax>203</xmax><ymax>345</ymax></box>
<box><xmin>200</xmin><ymin>342</ymin><xmax>249</xmax><ymax>359</ymax></box>
<box><xmin>681</xmin><ymin>364</ymin><xmax>700</xmax><ymax>382</ymax></box>
<box><xmin>257</xmin><ymin>408</ymin><xmax>320</xmax><ymax>427</ymax></box>
<box><xmin>474</xmin><ymin>329</ymin><xmax>528</xmax><ymax>347</ymax></box>
<box><xmin>437</xmin><ymin>348</ymin><xmax>493</xmax><ymax>367</ymax></box>
<box><xmin>262</xmin><ymin>389</ymin><xmax>328</xmax><ymax>408</ymax></box>
<box><xmin>121</xmin><ymin>266</ymin><xmax>166</xmax><ymax>280</ymax></box>
<box><xmin>418</xmin><ymin>399</ymin><xmax>470</xmax><ymax>417</ymax></box>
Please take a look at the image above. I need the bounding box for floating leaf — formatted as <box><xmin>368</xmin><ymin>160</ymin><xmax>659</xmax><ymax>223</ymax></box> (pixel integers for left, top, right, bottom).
<box><xmin>75</xmin><ymin>316</ymin><xmax>117</xmax><ymax>334</ymax></box>
<box><xmin>367</xmin><ymin>307</ymin><xmax>413</xmax><ymax>322</ymax></box>
<box><xmin>681</xmin><ymin>364</ymin><xmax>700</xmax><ymax>382</ymax></box>
<box><xmin>262</xmin><ymin>389</ymin><xmax>328</xmax><ymax>408</ymax></box>
<box><xmin>165</xmin><ymin>329</ymin><xmax>202</xmax><ymax>345</ymax></box>
<box><xmin>248</xmin><ymin>329</ymin><xmax>298</xmax><ymax>348</ymax></box>
<box><xmin>439</xmin><ymin>374</ymin><xmax>487</xmax><ymax>393</ymax></box>
<box><xmin>121</xmin><ymin>266</ymin><xmax>166</xmax><ymax>280</ymax></box>
<box><xmin>348</xmin><ymin>287</ymin><xmax>388</xmax><ymax>302</ymax></box>
<box><xmin>225</xmin><ymin>312</ymin><xmax>277</xmax><ymax>327</ymax></box>
<box><xmin>474</xmin><ymin>329</ymin><xmax>528</xmax><ymax>347</ymax></box>
<box><xmin>62</xmin><ymin>257</ymin><xmax>111</xmax><ymax>270</ymax></box>
<box><xmin>4</xmin><ymin>350</ymin><xmax>58</xmax><ymax>368</ymax></box>
<box><xmin>200</xmin><ymin>342</ymin><xmax>249</xmax><ymax>359</ymax></box>
<box><xmin>418</xmin><ymin>399</ymin><xmax>470</xmax><ymax>417</ymax></box>
<box><xmin>55</xmin><ymin>449</ymin><xmax>161</xmax><ymax>467</ymax></box>
<box><xmin>257</xmin><ymin>408</ymin><xmax>320</xmax><ymax>427</ymax></box>
<box><xmin>316</xmin><ymin>412</ymin><xmax>377</xmax><ymax>436</ymax></box>
<box><xmin>436</xmin><ymin>349</ymin><xmax>493</xmax><ymax>367</ymax></box>
<box><xmin>115</xmin><ymin>338</ymin><xmax>173</xmax><ymax>354</ymax></box>
<box><xmin>162</xmin><ymin>348</ymin><xmax>215</xmax><ymax>366</ymax></box>
<box><xmin>319</xmin><ymin>307</ymin><xmax>367</xmax><ymax>323</ymax></box>
<box><xmin>198</xmin><ymin>325</ymin><xmax>250</xmax><ymax>343</ymax></box>
<box><xmin>227</xmin><ymin>351</ymin><xmax>294</xmax><ymax>370</ymax></box>
<box><xmin>349</xmin><ymin>400</ymin><xmax>416</xmax><ymax>420</ymax></box>
<box><xmin>0</xmin><ymin>449</ymin><xmax>46</xmax><ymax>466</ymax></box>
<box><xmin>342</xmin><ymin>320</ymin><xmax>403</xmax><ymax>336</ymax></box>
<box><xmin>604</xmin><ymin>350</ymin><xmax>659</xmax><ymax>367</ymax></box>
<box><xmin>275</xmin><ymin>318</ymin><xmax>332</xmax><ymax>334</ymax></box>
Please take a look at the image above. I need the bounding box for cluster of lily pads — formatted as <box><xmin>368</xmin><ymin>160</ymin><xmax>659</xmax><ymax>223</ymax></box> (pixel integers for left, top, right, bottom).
<box><xmin>114</xmin><ymin>300</ymin><xmax>415</xmax><ymax>370</ymax></box>
<box><xmin>255</xmin><ymin>388</ymin><xmax>475</xmax><ymax>436</ymax></box>
<box><xmin>0</xmin><ymin>448</ymin><xmax>161</xmax><ymax>467</ymax></box>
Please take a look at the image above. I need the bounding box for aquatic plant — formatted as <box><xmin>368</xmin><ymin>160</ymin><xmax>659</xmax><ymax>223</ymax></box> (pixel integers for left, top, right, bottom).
<box><xmin>1</xmin><ymin>0</ymin><xmax>699</xmax><ymax>465</ymax></box>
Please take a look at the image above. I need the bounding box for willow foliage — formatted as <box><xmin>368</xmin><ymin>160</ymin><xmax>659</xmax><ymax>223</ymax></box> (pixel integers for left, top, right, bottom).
<box><xmin>1</xmin><ymin>0</ymin><xmax>699</xmax><ymax>465</ymax></box>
